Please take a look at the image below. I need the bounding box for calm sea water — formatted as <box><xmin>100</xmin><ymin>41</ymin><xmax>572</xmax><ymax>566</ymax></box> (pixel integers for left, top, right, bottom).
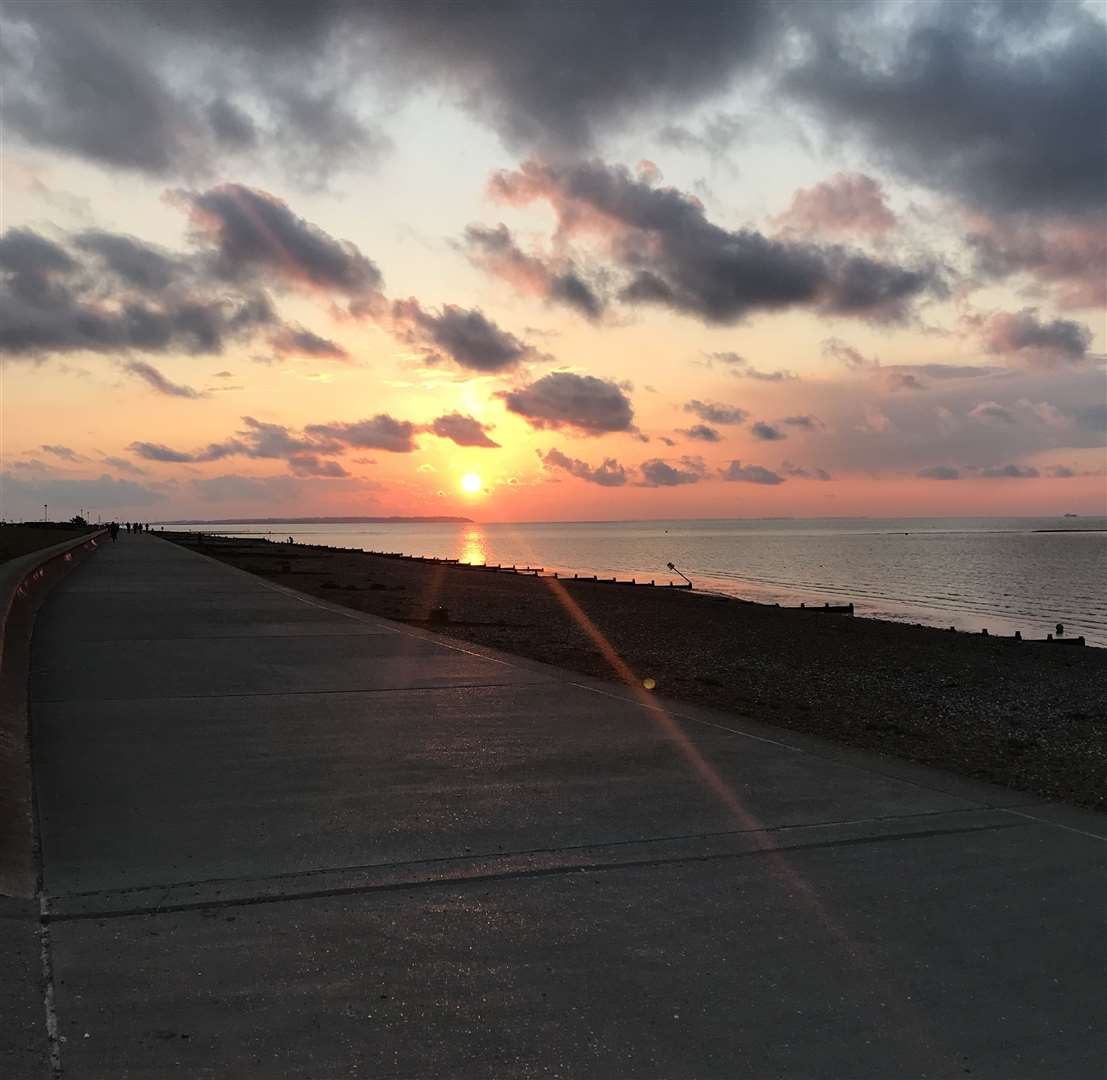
<box><xmin>170</xmin><ymin>517</ymin><xmax>1107</xmax><ymax>646</ymax></box>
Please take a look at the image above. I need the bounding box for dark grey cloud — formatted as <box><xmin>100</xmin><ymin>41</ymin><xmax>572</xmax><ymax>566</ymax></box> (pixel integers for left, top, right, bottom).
<box><xmin>979</xmin><ymin>307</ymin><xmax>1092</xmax><ymax>367</ymax></box>
<box><xmin>287</xmin><ymin>454</ymin><xmax>349</xmax><ymax>478</ymax></box>
<box><xmin>1</xmin><ymin>3</ymin><xmax>387</xmax><ymax>182</ymax></box>
<box><xmin>129</xmin><ymin>415</ymin><xmax>350</xmax><ymax>473</ymax></box>
<box><xmin>186</xmin><ymin>184</ymin><xmax>382</xmax><ymax>297</ymax></box>
<box><xmin>679</xmin><ymin>424</ymin><xmax>722</xmax><ymax>443</ymax></box>
<box><xmin>780</xmin><ymin>414</ymin><xmax>823</xmax><ymax>430</ymax></box>
<box><xmin>463</xmin><ymin>224</ymin><xmax>604</xmax><ymax>320</ymax></box>
<box><xmin>637</xmin><ymin>457</ymin><xmax>705</xmax><ymax>487</ymax></box>
<box><xmin>305</xmin><ymin>415</ymin><xmax>420</xmax><ymax>453</ymax></box>
<box><xmin>719</xmin><ymin>460</ymin><xmax>784</xmax><ymax>485</ymax></box>
<box><xmin>124</xmin><ymin>360</ymin><xmax>203</xmax><ymax>399</ymax></box>
<box><xmin>207</xmin><ymin>97</ymin><xmax>258</xmax><ymax>149</ymax></box>
<box><xmin>786</xmin><ymin>1</ymin><xmax>1107</xmax><ymax>219</ymax></box>
<box><xmin>0</xmin><ymin>226</ymin><xmax>275</xmax><ymax>360</ymax></box>
<box><xmin>918</xmin><ymin>465</ymin><xmax>960</xmax><ymax>480</ymax></box>
<box><xmin>128</xmin><ymin>440</ymin><xmax>240</xmax><ymax>464</ymax></box>
<box><xmin>428</xmin><ymin>413</ymin><xmax>500</xmax><ymax>449</ymax></box>
<box><xmin>362</xmin><ymin>2</ymin><xmax>779</xmax><ymax>153</ymax></box>
<box><xmin>499</xmin><ymin>372</ymin><xmax>635</xmax><ymax>435</ymax></box>
<box><xmin>540</xmin><ymin>448</ymin><xmax>628</xmax><ymax>487</ymax></box>
<box><xmin>751</xmin><ymin>421</ymin><xmax>786</xmax><ymax>441</ymax></box>
<box><xmin>781</xmin><ymin>462</ymin><xmax>832</xmax><ymax>481</ymax></box>
<box><xmin>75</xmin><ymin>230</ymin><xmax>180</xmax><ymax>291</ymax></box>
<box><xmin>270</xmin><ymin>326</ymin><xmax>349</xmax><ymax>360</ymax></box>
<box><xmin>493</xmin><ymin>159</ymin><xmax>944</xmax><ymax>325</ymax></box>
<box><xmin>980</xmin><ymin>463</ymin><xmax>1039</xmax><ymax>479</ymax></box>
<box><xmin>1044</xmin><ymin>465</ymin><xmax>1076</xmax><ymax>479</ymax></box>
<box><xmin>684</xmin><ymin>399</ymin><xmax>748</xmax><ymax>426</ymax></box>
<box><xmin>386</xmin><ymin>300</ymin><xmax>535</xmax><ymax>373</ymax></box>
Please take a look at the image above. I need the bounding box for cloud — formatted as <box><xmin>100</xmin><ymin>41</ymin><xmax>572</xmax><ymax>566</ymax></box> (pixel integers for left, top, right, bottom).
<box><xmin>637</xmin><ymin>457</ymin><xmax>705</xmax><ymax>487</ymax></box>
<box><xmin>978</xmin><ymin>307</ymin><xmax>1092</xmax><ymax>367</ymax></box>
<box><xmin>1044</xmin><ymin>465</ymin><xmax>1076</xmax><ymax>479</ymax></box>
<box><xmin>462</xmin><ymin>224</ymin><xmax>604</xmax><ymax>319</ymax></box>
<box><xmin>786</xmin><ymin>2</ymin><xmax>1107</xmax><ymax>220</ymax></box>
<box><xmin>980</xmin><ymin>463</ymin><xmax>1039</xmax><ymax>479</ymax></box>
<box><xmin>781</xmin><ymin>462</ymin><xmax>832</xmax><ymax>481</ymax></box>
<box><xmin>124</xmin><ymin>360</ymin><xmax>203</xmax><ymax>399</ymax></box>
<box><xmin>101</xmin><ymin>456</ymin><xmax>147</xmax><ymax>476</ymax></box>
<box><xmin>185</xmin><ymin>183</ymin><xmax>383</xmax><ymax>297</ymax></box>
<box><xmin>287</xmin><ymin>454</ymin><xmax>349</xmax><ymax>478</ymax></box>
<box><xmin>772</xmin><ymin>173</ymin><xmax>896</xmax><ymax>241</ymax></box>
<box><xmin>74</xmin><ymin>230</ymin><xmax>181</xmax><ymax>291</ymax></box>
<box><xmin>363</xmin><ymin>2</ymin><xmax>779</xmax><ymax>153</ymax></box>
<box><xmin>684</xmin><ymin>399</ymin><xmax>748</xmax><ymax>425</ymax></box>
<box><xmin>679</xmin><ymin>424</ymin><xmax>722</xmax><ymax>443</ymax></box>
<box><xmin>40</xmin><ymin>444</ymin><xmax>83</xmax><ymax>462</ymax></box>
<box><xmin>822</xmin><ymin>338</ymin><xmax>878</xmax><ymax>371</ymax></box>
<box><xmin>304</xmin><ymin>415</ymin><xmax>420</xmax><ymax>453</ymax></box>
<box><xmin>750</xmin><ymin>421</ymin><xmax>786</xmax><ymax>441</ymax></box>
<box><xmin>780</xmin><ymin>415</ymin><xmax>824</xmax><ymax>430</ymax></box>
<box><xmin>882</xmin><ymin>371</ymin><xmax>928</xmax><ymax>393</ymax></box>
<box><xmin>704</xmin><ymin>351</ymin><xmax>795</xmax><ymax>381</ymax></box>
<box><xmin>0</xmin><ymin>225</ymin><xmax>275</xmax><ymax>360</ymax></box>
<box><xmin>966</xmin><ymin>217</ymin><xmax>1106</xmax><ymax>310</ymax></box>
<box><xmin>719</xmin><ymin>460</ymin><xmax>784</xmax><ymax>485</ymax></box>
<box><xmin>540</xmin><ymin>448</ymin><xmax>628</xmax><ymax>486</ymax></box>
<box><xmin>428</xmin><ymin>413</ymin><xmax>500</xmax><ymax>448</ymax></box>
<box><xmin>968</xmin><ymin>401</ymin><xmax>1015</xmax><ymax>425</ymax></box>
<box><xmin>385</xmin><ymin>299</ymin><xmax>538</xmax><ymax>373</ymax></box>
<box><xmin>499</xmin><ymin>371</ymin><xmax>635</xmax><ymax>435</ymax></box>
<box><xmin>657</xmin><ymin>112</ymin><xmax>744</xmax><ymax>158</ymax></box>
<box><xmin>270</xmin><ymin>326</ymin><xmax>348</xmax><ymax>360</ymax></box>
<box><xmin>192</xmin><ymin>474</ymin><xmax>303</xmax><ymax>503</ymax></box>
<box><xmin>1</xmin><ymin>470</ymin><xmax>165</xmax><ymax>511</ymax></box>
<box><xmin>491</xmin><ymin>158</ymin><xmax>943</xmax><ymax>325</ymax></box>
<box><xmin>1073</xmin><ymin>404</ymin><xmax>1107</xmax><ymax>434</ymax></box>
<box><xmin>918</xmin><ymin>465</ymin><xmax>960</xmax><ymax>480</ymax></box>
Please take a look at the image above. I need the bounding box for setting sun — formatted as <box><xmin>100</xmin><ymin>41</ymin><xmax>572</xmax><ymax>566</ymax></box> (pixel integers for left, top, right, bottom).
<box><xmin>461</xmin><ymin>472</ymin><xmax>482</xmax><ymax>494</ymax></box>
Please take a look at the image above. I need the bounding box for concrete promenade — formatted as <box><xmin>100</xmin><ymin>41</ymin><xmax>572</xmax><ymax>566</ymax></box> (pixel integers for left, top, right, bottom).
<box><xmin>12</xmin><ymin>534</ymin><xmax>1106</xmax><ymax>1077</ymax></box>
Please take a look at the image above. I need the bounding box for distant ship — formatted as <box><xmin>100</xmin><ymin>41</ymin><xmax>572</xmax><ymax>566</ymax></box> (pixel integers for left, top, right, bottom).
<box><xmin>1064</xmin><ymin>513</ymin><xmax>1079</xmax><ymax>518</ymax></box>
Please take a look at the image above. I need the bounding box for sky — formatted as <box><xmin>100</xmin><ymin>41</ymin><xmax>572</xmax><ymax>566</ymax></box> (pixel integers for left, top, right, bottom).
<box><xmin>1</xmin><ymin>0</ymin><xmax>1105</xmax><ymax>523</ymax></box>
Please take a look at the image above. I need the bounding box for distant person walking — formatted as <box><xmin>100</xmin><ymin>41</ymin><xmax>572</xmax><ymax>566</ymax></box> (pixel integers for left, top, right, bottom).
<box><xmin>109</xmin><ymin>522</ymin><xmax>119</xmax><ymax>542</ymax></box>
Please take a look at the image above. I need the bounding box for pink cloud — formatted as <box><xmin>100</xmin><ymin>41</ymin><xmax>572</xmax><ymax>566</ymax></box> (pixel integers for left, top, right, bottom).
<box><xmin>772</xmin><ymin>173</ymin><xmax>896</xmax><ymax>242</ymax></box>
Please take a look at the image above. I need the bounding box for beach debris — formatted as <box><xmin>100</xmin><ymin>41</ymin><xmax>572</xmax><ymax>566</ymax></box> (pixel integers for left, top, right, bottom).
<box><xmin>643</xmin><ymin>677</ymin><xmax>657</xmax><ymax>691</ymax></box>
<box><xmin>1056</xmin><ymin>622</ymin><xmax>1065</xmax><ymax>637</ymax></box>
<box><xmin>666</xmin><ymin>561</ymin><xmax>693</xmax><ymax>587</ymax></box>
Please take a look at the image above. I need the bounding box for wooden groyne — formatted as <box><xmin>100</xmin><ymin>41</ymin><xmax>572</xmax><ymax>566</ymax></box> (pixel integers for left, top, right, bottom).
<box><xmin>176</xmin><ymin>534</ymin><xmax>1091</xmax><ymax>644</ymax></box>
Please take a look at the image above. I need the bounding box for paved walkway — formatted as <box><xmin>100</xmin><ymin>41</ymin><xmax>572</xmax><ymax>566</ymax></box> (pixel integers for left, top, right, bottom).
<box><xmin>20</xmin><ymin>535</ymin><xmax>1106</xmax><ymax>1077</ymax></box>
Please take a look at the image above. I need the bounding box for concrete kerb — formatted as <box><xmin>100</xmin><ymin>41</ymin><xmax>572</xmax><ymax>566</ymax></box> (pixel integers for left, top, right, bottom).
<box><xmin>0</xmin><ymin>530</ymin><xmax>107</xmax><ymax>898</ymax></box>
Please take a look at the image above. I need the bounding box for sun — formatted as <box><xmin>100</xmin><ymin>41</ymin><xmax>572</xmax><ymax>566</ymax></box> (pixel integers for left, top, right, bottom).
<box><xmin>461</xmin><ymin>472</ymin><xmax>482</xmax><ymax>494</ymax></box>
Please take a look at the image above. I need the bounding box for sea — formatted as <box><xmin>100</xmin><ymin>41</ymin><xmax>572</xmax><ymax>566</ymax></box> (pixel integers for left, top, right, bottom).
<box><xmin>168</xmin><ymin>517</ymin><xmax>1107</xmax><ymax>647</ymax></box>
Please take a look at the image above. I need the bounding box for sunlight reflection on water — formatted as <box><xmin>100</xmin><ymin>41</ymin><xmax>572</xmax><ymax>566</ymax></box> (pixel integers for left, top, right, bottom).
<box><xmin>460</xmin><ymin>528</ymin><xmax>487</xmax><ymax>566</ymax></box>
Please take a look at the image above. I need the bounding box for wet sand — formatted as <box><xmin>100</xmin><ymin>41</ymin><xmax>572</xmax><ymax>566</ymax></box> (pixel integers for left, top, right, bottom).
<box><xmin>166</xmin><ymin>532</ymin><xmax>1106</xmax><ymax>809</ymax></box>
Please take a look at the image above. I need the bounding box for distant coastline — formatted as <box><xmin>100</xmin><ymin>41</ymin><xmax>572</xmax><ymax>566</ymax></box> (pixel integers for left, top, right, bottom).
<box><xmin>155</xmin><ymin>516</ymin><xmax>473</xmax><ymax>525</ymax></box>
